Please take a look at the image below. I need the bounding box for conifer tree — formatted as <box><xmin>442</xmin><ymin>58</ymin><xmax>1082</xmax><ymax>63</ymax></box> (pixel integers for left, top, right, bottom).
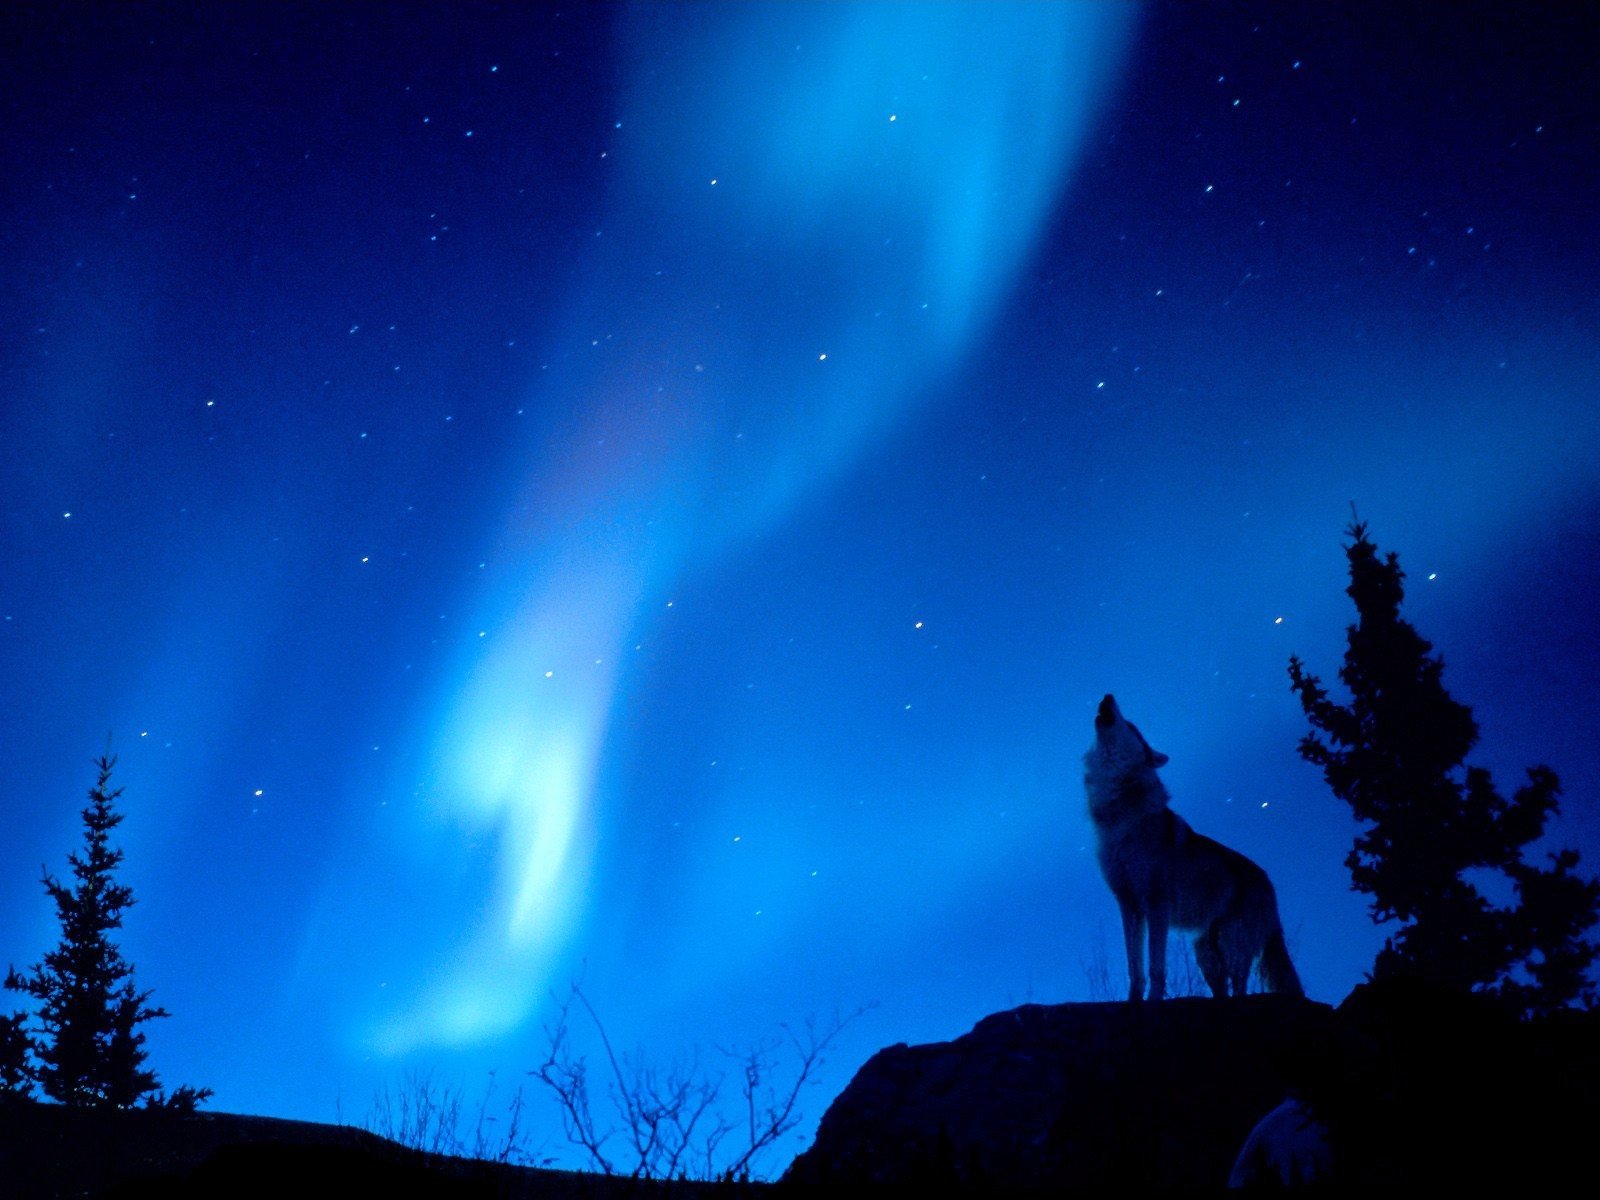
<box><xmin>1289</xmin><ymin>519</ymin><xmax>1600</xmax><ymax>1013</ymax></box>
<box><xmin>4</xmin><ymin>753</ymin><xmax>175</xmax><ymax>1106</ymax></box>
<box><xmin>0</xmin><ymin>1011</ymin><xmax>30</xmax><ymax>1101</ymax></box>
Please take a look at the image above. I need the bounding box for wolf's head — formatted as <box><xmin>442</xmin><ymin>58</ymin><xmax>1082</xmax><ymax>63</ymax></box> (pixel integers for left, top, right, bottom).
<box><xmin>1092</xmin><ymin>694</ymin><xmax>1168</xmax><ymax>767</ymax></box>
<box><xmin>1084</xmin><ymin>694</ymin><xmax>1170</xmax><ymax>818</ymax></box>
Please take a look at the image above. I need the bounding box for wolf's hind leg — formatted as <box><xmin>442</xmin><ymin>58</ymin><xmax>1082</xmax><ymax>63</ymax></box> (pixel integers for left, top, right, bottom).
<box><xmin>1218</xmin><ymin>921</ymin><xmax>1255</xmax><ymax>997</ymax></box>
<box><xmin>1119</xmin><ymin>904</ymin><xmax>1146</xmax><ymax>1002</ymax></box>
<box><xmin>1195</xmin><ymin>928</ymin><xmax>1228</xmax><ymax>997</ymax></box>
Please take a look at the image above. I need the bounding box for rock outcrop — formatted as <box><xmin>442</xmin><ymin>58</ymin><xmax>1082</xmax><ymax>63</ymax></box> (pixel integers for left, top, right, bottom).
<box><xmin>787</xmin><ymin>983</ymin><xmax>1600</xmax><ymax>1192</ymax></box>
<box><xmin>784</xmin><ymin>995</ymin><xmax>1333</xmax><ymax>1192</ymax></box>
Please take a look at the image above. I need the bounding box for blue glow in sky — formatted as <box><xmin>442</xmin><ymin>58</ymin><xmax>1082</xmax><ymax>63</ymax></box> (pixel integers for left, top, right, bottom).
<box><xmin>368</xmin><ymin>0</ymin><xmax>1135</xmax><ymax>1054</ymax></box>
<box><xmin>2</xmin><ymin>0</ymin><xmax>1598</xmax><ymax>1171</ymax></box>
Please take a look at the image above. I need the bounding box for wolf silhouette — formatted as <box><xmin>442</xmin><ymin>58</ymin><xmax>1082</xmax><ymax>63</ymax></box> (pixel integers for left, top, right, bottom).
<box><xmin>1084</xmin><ymin>694</ymin><xmax>1302</xmax><ymax>1000</ymax></box>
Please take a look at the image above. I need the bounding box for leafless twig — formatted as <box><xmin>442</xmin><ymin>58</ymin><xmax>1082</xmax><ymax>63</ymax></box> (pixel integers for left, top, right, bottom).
<box><xmin>367</xmin><ymin>1068</ymin><xmax>540</xmax><ymax>1165</ymax></box>
<box><xmin>531</xmin><ymin>982</ymin><xmax>872</xmax><ymax>1181</ymax></box>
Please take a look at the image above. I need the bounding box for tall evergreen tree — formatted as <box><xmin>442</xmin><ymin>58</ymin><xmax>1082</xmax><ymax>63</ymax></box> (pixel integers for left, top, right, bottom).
<box><xmin>1289</xmin><ymin>519</ymin><xmax>1600</xmax><ymax>1013</ymax></box>
<box><xmin>0</xmin><ymin>1011</ymin><xmax>30</xmax><ymax>1101</ymax></box>
<box><xmin>4</xmin><ymin>753</ymin><xmax>171</xmax><ymax>1106</ymax></box>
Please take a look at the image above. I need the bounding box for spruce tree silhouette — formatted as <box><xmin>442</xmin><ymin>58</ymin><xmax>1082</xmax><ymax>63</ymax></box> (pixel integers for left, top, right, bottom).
<box><xmin>0</xmin><ymin>1012</ymin><xmax>29</xmax><ymax>1102</ymax></box>
<box><xmin>1289</xmin><ymin>519</ymin><xmax>1599</xmax><ymax>1013</ymax></box>
<box><xmin>4</xmin><ymin>751</ymin><xmax>208</xmax><ymax>1107</ymax></box>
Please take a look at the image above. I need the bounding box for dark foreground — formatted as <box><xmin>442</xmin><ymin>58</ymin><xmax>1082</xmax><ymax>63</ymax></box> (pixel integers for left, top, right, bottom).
<box><xmin>788</xmin><ymin>985</ymin><xmax>1600</xmax><ymax>1192</ymax></box>
<box><xmin>6</xmin><ymin>985</ymin><xmax>1598</xmax><ymax>1196</ymax></box>
<box><xmin>0</xmin><ymin>1101</ymin><xmax>763</xmax><ymax>1199</ymax></box>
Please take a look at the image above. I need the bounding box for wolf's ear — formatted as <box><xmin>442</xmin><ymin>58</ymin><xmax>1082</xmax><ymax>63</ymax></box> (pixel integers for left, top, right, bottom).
<box><xmin>1150</xmin><ymin>750</ymin><xmax>1170</xmax><ymax>768</ymax></box>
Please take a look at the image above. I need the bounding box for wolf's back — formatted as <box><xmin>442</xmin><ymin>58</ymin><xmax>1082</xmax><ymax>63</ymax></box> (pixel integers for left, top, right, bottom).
<box><xmin>1178</xmin><ymin>832</ymin><xmax>1303</xmax><ymax>995</ymax></box>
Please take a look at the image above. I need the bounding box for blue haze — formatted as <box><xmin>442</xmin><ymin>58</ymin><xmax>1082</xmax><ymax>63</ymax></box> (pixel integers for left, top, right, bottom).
<box><xmin>1</xmin><ymin>0</ymin><xmax>1597</xmax><ymax>1164</ymax></box>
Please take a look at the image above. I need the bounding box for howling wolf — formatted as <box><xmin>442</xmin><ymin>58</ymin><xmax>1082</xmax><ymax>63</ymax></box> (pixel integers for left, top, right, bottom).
<box><xmin>1084</xmin><ymin>695</ymin><xmax>1302</xmax><ymax>1001</ymax></box>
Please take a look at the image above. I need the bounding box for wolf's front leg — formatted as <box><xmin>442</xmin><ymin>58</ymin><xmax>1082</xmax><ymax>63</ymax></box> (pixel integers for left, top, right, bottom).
<box><xmin>1119</xmin><ymin>904</ymin><xmax>1146</xmax><ymax>1002</ymax></box>
<box><xmin>1147</xmin><ymin>904</ymin><xmax>1170</xmax><ymax>1000</ymax></box>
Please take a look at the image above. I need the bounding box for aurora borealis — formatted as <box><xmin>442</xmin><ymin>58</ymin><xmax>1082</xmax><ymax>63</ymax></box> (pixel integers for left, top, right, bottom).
<box><xmin>3</xmin><ymin>1</ymin><xmax>1597</xmax><ymax>1166</ymax></box>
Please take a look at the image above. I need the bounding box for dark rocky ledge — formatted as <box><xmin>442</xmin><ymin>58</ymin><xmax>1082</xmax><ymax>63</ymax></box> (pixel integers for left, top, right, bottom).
<box><xmin>784</xmin><ymin>995</ymin><xmax>1334</xmax><ymax>1192</ymax></box>
<box><xmin>783</xmin><ymin>985</ymin><xmax>1600</xmax><ymax>1193</ymax></box>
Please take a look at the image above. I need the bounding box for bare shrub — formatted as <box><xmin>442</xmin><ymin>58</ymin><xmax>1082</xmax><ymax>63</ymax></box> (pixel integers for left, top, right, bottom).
<box><xmin>367</xmin><ymin>1069</ymin><xmax>538</xmax><ymax>1164</ymax></box>
<box><xmin>531</xmin><ymin>983</ymin><xmax>870</xmax><ymax>1181</ymax></box>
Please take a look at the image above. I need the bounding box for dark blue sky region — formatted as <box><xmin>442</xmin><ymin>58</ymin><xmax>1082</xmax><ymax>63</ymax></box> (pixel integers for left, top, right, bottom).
<box><xmin>3</xmin><ymin>0</ymin><xmax>1598</xmax><ymax>1162</ymax></box>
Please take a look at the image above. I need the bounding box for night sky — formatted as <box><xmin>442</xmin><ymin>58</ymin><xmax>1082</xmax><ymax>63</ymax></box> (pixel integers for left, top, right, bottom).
<box><xmin>3</xmin><ymin>0</ymin><xmax>1598</xmax><ymax>1167</ymax></box>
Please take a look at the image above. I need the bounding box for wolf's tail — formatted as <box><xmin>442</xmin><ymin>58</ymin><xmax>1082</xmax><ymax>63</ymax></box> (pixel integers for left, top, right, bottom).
<box><xmin>1260</xmin><ymin>922</ymin><xmax>1303</xmax><ymax>997</ymax></box>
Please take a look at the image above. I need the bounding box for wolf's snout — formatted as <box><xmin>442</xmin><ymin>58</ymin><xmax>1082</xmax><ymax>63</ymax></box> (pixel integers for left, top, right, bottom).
<box><xmin>1095</xmin><ymin>693</ymin><xmax>1118</xmax><ymax>728</ymax></box>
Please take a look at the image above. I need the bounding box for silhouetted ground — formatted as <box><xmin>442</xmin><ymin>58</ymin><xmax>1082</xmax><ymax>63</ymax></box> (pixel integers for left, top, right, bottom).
<box><xmin>0</xmin><ymin>1102</ymin><xmax>764</xmax><ymax>1198</ymax></box>
<box><xmin>785</xmin><ymin>985</ymin><xmax>1600</xmax><ymax>1192</ymax></box>
<box><xmin>1295</xmin><ymin>979</ymin><xmax>1600</xmax><ymax>1192</ymax></box>
<box><xmin>7</xmin><ymin>986</ymin><xmax>1597</xmax><ymax>1195</ymax></box>
<box><xmin>786</xmin><ymin>993</ymin><xmax>1333</xmax><ymax>1191</ymax></box>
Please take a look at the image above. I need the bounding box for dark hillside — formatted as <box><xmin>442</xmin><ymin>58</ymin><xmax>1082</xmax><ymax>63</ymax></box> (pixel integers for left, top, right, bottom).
<box><xmin>0</xmin><ymin>1101</ymin><xmax>760</xmax><ymax>1199</ymax></box>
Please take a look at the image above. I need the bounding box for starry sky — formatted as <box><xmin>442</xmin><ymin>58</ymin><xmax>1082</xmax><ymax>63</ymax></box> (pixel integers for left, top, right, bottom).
<box><xmin>3</xmin><ymin>0</ymin><xmax>1598</xmax><ymax>1167</ymax></box>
